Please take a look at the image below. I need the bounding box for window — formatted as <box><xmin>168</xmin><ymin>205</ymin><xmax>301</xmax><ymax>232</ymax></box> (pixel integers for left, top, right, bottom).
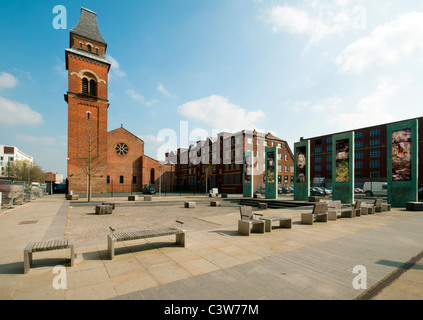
<box><xmin>315</xmin><ymin>156</ymin><xmax>322</xmax><ymax>163</ymax></box>
<box><xmin>107</xmin><ymin>176</ymin><xmax>110</xmax><ymax>184</ymax></box>
<box><xmin>370</xmin><ymin>129</ymin><xmax>380</xmax><ymax>136</ymax></box>
<box><xmin>370</xmin><ymin>150</ymin><xmax>380</xmax><ymax>158</ymax></box>
<box><xmin>355</xmin><ymin>151</ymin><xmax>363</xmax><ymax>159</ymax></box>
<box><xmin>315</xmin><ymin>139</ymin><xmax>322</xmax><ymax>145</ymax></box>
<box><xmin>150</xmin><ymin>168</ymin><xmax>155</xmax><ymax>184</ymax></box>
<box><xmin>247</xmin><ymin>138</ymin><xmax>252</xmax><ymax>144</ymax></box>
<box><xmin>79</xmin><ymin>43</ymin><xmax>82</xmax><ymax>49</ymax></box>
<box><xmin>355</xmin><ymin>172</ymin><xmax>363</xmax><ymax>179</ymax></box>
<box><xmin>355</xmin><ymin>141</ymin><xmax>364</xmax><ymax>149</ymax></box>
<box><xmin>315</xmin><ymin>147</ymin><xmax>322</xmax><ymax>154</ymax></box>
<box><xmin>327</xmin><ymin>155</ymin><xmax>332</xmax><ymax>162</ymax></box>
<box><xmin>86</xmin><ymin>111</ymin><xmax>91</xmax><ymax>120</ymax></box>
<box><xmin>82</xmin><ymin>78</ymin><xmax>88</xmax><ymax>94</ymax></box>
<box><xmin>89</xmin><ymin>80</ymin><xmax>97</xmax><ymax>96</ymax></box>
<box><xmin>96</xmin><ymin>48</ymin><xmax>99</xmax><ymax>55</ymax></box>
<box><xmin>315</xmin><ymin>165</ymin><xmax>322</xmax><ymax>171</ymax></box>
<box><xmin>327</xmin><ymin>164</ymin><xmax>332</xmax><ymax>171</ymax></box>
<box><xmin>370</xmin><ymin>139</ymin><xmax>380</xmax><ymax>147</ymax></box>
<box><xmin>115</xmin><ymin>143</ymin><xmax>128</xmax><ymax>156</ymax></box>
<box><xmin>132</xmin><ymin>176</ymin><xmax>137</xmax><ymax>184</ymax></box>
<box><xmin>119</xmin><ymin>176</ymin><xmax>124</xmax><ymax>184</ymax></box>
<box><xmin>355</xmin><ymin>161</ymin><xmax>363</xmax><ymax>169</ymax></box>
<box><xmin>370</xmin><ymin>160</ymin><xmax>380</xmax><ymax>168</ymax></box>
<box><xmin>87</xmin><ymin>44</ymin><xmax>91</xmax><ymax>52</ymax></box>
<box><xmin>326</xmin><ymin>145</ymin><xmax>332</xmax><ymax>152</ymax></box>
<box><xmin>327</xmin><ymin>137</ymin><xmax>332</xmax><ymax>144</ymax></box>
<box><xmin>355</xmin><ymin>132</ymin><xmax>363</xmax><ymax>139</ymax></box>
<box><xmin>370</xmin><ymin>171</ymin><xmax>380</xmax><ymax>178</ymax></box>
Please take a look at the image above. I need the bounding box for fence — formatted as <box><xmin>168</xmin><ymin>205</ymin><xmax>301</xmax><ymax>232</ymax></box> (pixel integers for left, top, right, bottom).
<box><xmin>0</xmin><ymin>180</ymin><xmax>47</xmax><ymax>209</ymax></box>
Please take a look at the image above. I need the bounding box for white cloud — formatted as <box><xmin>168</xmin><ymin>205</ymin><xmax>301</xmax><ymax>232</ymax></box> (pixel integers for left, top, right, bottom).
<box><xmin>54</xmin><ymin>58</ymin><xmax>67</xmax><ymax>78</ymax></box>
<box><xmin>106</xmin><ymin>54</ymin><xmax>126</xmax><ymax>78</ymax></box>
<box><xmin>0</xmin><ymin>72</ymin><xmax>18</xmax><ymax>90</ymax></box>
<box><xmin>126</xmin><ymin>89</ymin><xmax>159</xmax><ymax>107</ymax></box>
<box><xmin>265</xmin><ymin>2</ymin><xmax>359</xmax><ymax>50</ymax></box>
<box><xmin>157</xmin><ymin>83</ymin><xmax>171</xmax><ymax>96</ymax></box>
<box><xmin>0</xmin><ymin>96</ymin><xmax>43</xmax><ymax>125</ymax></box>
<box><xmin>177</xmin><ymin>95</ymin><xmax>265</xmax><ymax>132</ymax></box>
<box><xmin>336</xmin><ymin>12</ymin><xmax>423</xmax><ymax>74</ymax></box>
<box><xmin>16</xmin><ymin>133</ymin><xmax>56</xmax><ymax>145</ymax></box>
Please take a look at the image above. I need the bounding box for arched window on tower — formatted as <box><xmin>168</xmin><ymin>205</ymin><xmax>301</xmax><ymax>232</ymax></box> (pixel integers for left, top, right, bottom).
<box><xmin>82</xmin><ymin>78</ymin><xmax>88</xmax><ymax>94</ymax></box>
<box><xmin>150</xmin><ymin>168</ymin><xmax>155</xmax><ymax>185</ymax></box>
<box><xmin>89</xmin><ymin>79</ymin><xmax>97</xmax><ymax>96</ymax></box>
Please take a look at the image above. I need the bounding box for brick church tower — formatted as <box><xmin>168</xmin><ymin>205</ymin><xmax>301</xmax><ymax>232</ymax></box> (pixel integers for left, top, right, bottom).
<box><xmin>65</xmin><ymin>8</ymin><xmax>110</xmax><ymax>194</ymax></box>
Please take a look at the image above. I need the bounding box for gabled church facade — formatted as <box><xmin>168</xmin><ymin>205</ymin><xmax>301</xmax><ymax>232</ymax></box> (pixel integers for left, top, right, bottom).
<box><xmin>65</xmin><ymin>8</ymin><xmax>169</xmax><ymax>194</ymax></box>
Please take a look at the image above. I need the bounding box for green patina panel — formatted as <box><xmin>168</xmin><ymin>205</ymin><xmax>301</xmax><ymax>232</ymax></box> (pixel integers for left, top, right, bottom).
<box><xmin>243</xmin><ymin>151</ymin><xmax>254</xmax><ymax>197</ymax></box>
<box><xmin>387</xmin><ymin>119</ymin><xmax>418</xmax><ymax>207</ymax></box>
<box><xmin>265</xmin><ymin>147</ymin><xmax>278</xmax><ymax>199</ymax></box>
<box><xmin>332</xmin><ymin>131</ymin><xmax>355</xmax><ymax>204</ymax></box>
<box><xmin>294</xmin><ymin>140</ymin><xmax>310</xmax><ymax>201</ymax></box>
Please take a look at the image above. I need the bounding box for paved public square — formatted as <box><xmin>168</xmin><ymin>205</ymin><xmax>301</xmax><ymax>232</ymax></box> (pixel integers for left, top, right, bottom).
<box><xmin>0</xmin><ymin>194</ymin><xmax>422</xmax><ymax>300</ymax></box>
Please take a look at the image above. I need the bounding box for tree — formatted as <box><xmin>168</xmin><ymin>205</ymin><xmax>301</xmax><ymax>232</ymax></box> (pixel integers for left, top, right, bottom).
<box><xmin>6</xmin><ymin>160</ymin><xmax>45</xmax><ymax>182</ymax></box>
<box><xmin>72</xmin><ymin>118</ymin><xmax>107</xmax><ymax>202</ymax></box>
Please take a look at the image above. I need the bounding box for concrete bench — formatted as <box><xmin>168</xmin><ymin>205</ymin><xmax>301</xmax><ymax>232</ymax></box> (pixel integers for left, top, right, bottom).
<box><xmin>107</xmin><ymin>222</ymin><xmax>185</xmax><ymax>260</ymax></box>
<box><xmin>301</xmin><ymin>203</ymin><xmax>328</xmax><ymax>225</ymax></box>
<box><xmin>238</xmin><ymin>206</ymin><xmax>265</xmax><ymax>236</ymax></box>
<box><xmin>95</xmin><ymin>204</ymin><xmax>113</xmax><ymax>215</ymax></box>
<box><xmin>258</xmin><ymin>203</ymin><xmax>268</xmax><ymax>209</ymax></box>
<box><xmin>210</xmin><ymin>201</ymin><xmax>221</xmax><ymax>207</ymax></box>
<box><xmin>24</xmin><ymin>239</ymin><xmax>75</xmax><ymax>274</ymax></box>
<box><xmin>144</xmin><ymin>195</ymin><xmax>152</xmax><ymax>201</ymax></box>
<box><xmin>260</xmin><ymin>216</ymin><xmax>292</xmax><ymax>232</ymax></box>
<box><xmin>220</xmin><ymin>193</ymin><xmax>228</xmax><ymax>198</ymax></box>
<box><xmin>184</xmin><ymin>201</ymin><xmax>196</xmax><ymax>208</ymax></box>
<box><xmin>406</xmin><ymin>202</ymin><xmax>423</xmax><ymax>211</ymax></box>
<box><xmin>66</xmin><ymin>194</ymin><xmax>79</xmax><ymax>200</ymax></box>
<box><xmin>326</xmin><ymin>200</ymin><xmax>354</xmax><ymax>220</ymax></box>
<box><xmin>102</xmin><ymin>202</ymin><xmax>116</xmax><ymax>209</ymax></box>
<box><xmin>128</xmin><ymin>195</ymin><xmax>138</xmax><ymax>201</ymax></box>
<box><xmin>308</xmin><ymin>196</ymin><xmax>320</xmax><ymax>202</ymax></box>
<box><xmin>254</xmin><ymin>193</ymin><xmax>262</xmax><ymax>199</ymax></box>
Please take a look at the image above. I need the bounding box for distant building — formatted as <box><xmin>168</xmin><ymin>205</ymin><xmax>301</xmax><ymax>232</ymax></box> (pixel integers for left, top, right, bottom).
<box><xmin>303</xmin><ymin>117</ymin><xmax>423</xmax><ymax>188</ymax></box>
<box><xmin>0</xmin><ymin>145</ymin><xmax>33</xmax><ymax>177</ymax></box>
<box><xmin>166</xmin><ymin>130</ymin><xmax>295</xmax><ymax>194</ymax></box>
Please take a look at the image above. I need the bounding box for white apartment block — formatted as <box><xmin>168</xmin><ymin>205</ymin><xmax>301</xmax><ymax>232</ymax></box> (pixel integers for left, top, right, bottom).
<box><xmin>0</xmin><ymin>145</ymin><xmax>33</xmax><ymax>177</ymax></box>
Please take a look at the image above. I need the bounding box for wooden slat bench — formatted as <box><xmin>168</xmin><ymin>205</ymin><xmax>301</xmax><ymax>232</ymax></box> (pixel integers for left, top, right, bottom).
<box><xmin>24</xmin><ymin>239</ymin><xmax>75</xmax><ymax>274</ymax></box>
<box><xmin>107</xmin><ymin>221</ymin><xmax>185</xmax><ymax>260</ymax></box>
<box><xmin>238</xmin><ymin>206</ymin><xmax>265</xmax><ymax>236</ymax></box>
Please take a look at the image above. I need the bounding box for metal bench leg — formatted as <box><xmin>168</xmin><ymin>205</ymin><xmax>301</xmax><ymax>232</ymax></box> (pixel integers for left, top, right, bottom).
<box><xmin>107</xmin><ymin>235</ymin><xmax>116</xmax><ymax>260</ymax></box>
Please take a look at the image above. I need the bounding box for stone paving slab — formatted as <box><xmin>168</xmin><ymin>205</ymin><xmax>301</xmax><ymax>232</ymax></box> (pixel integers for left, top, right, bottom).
<box><xmin>0</xmin><ymin>194</ymin><xmax>422</xmax><ymax>300</ymax></box>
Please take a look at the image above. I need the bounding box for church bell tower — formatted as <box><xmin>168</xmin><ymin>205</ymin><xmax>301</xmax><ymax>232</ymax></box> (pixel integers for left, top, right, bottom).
<box><xmin>65</xmin><ymin>8</ymin><xmax>110</xmax><ymax>194</ymax></box>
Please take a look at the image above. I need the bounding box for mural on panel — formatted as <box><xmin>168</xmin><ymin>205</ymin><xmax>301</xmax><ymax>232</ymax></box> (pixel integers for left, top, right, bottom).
<box><xmin>294</xmin><ymin>140</ymin><xmax>310</xmax><ymax>201</ymax></box>
<box><xmin>332</xmin><ymin>132</ymin><xmax>354</xmax><ymax>204</ymax></box>
<box><xmin>387</xmin><ymin>119</ymin><xmax>418</xmax><ymax>207</ymax></box>
<box><xmin>243</xmin><ymin>151</ymin><xmax>254</xmax><ymax>197</ymax></box>
<box><xmin>265</xmin><ymin>147</ymin><xmax>278</xmax><ymax>199</ymax></box>
<box><xmin>336</xmin><ymin>139</ymin><xmax>349</xmax><ymax>182</ymax></box>
<box><xmin>391</xmin><ymin>129</ymin><xmax>412</xmax><ymax>182</ymax></box>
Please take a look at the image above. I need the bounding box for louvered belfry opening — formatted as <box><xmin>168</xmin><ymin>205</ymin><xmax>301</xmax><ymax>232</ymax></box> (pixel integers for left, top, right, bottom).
<box><xmin>82</xmin><ymin>78</ymin><xmax>88</xmax><ymax>94</ymax></box>
<box><xmin>89</xmin><ymin>79</ymin><xmax>97</xmax><ymax>96</ymax></box>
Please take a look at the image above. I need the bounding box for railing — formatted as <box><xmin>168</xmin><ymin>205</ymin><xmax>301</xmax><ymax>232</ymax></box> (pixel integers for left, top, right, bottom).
<box><xmin>0</xmin><ymin>180</ymin><xmax>47</xmax><ymax>209</ymax></box>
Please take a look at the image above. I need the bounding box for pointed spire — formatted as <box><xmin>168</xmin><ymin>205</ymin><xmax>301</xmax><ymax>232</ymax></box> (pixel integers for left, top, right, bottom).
<box><xmin>70</xmin><ymin>7</ymin><xmax>107</xmax><ymax>46</ymax></box>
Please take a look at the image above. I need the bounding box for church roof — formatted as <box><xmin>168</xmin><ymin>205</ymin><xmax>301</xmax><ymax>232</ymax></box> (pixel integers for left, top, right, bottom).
<box><xmin>70</xmin><ymin>8</ymin><xmax>107</xmax><ymax>46</ymax></box>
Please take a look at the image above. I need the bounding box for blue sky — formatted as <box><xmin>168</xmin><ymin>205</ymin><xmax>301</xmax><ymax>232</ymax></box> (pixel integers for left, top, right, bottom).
<box><xmin>1</xmin><ymin>0</ymin><xmax>423</xmax><ymax>176</ymax></box>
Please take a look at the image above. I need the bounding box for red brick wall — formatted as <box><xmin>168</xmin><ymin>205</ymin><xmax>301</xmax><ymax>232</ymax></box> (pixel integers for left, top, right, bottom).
<box><xmin>107</xmin><ymin>128</ymin><xmax>144</xmax><ymax>192</ymax></box>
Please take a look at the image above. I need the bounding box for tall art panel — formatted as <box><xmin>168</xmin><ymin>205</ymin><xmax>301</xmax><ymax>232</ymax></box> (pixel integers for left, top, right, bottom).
<box><xmin>294</xmin><ymin>140</ymin><xmax>310</xmax><ymax>201</ymax></box>
<box><xmin>332</xmin><ymin>132</ymin><xmax>355</xmax><ymax>204</ymax></box>
<box><xmin>387</xmin><ymin>119</ymin><xmax>418</xmax><ymax>207</ymax></box>
<box><xmin>243</xmin><ymin>151</ymin><xmax>254</xmax><ymax>197</ymax></box>
<box><xmin>265</xmin><ymin>147</ymin><xmax>278</xmax><ymax>199</ymax></box>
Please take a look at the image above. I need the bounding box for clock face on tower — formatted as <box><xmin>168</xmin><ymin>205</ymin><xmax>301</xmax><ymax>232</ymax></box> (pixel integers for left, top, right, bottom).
<box><xmin>115</xmin><ymin>143</ymin><xmax>128</xmax><ymax>156</ymax></box>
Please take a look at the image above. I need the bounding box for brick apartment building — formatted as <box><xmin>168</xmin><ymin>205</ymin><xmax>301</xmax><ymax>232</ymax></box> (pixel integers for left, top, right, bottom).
<box><xmin>165</xmin><ymin>130</ymin><xmax>295</xmax><ymax>194</ymax></box>
<box><xmin>304</xmin><ymin>117</ymin><xmax>423</xmax><ymax>188</ymax></box>
<box><xmin>65</xmin><ymin>8</ymin><xmax>169</xmax><ymax>194</ymax></box>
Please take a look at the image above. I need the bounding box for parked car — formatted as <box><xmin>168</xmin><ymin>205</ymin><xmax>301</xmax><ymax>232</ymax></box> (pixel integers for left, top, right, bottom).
<box><xmin>354</xmin><ymin>188</ymin><xmax>363</xmax><ymax>194</ymax></box>
<box><xmin>363</xmin><ymin>182</ymin><xmax>387</xmax><ymax>197</ymax></box>
<box><xmin>256</xmin><ymin>186</ymin><xmax>266</xmax><ymax>194</ymax></box>
<box><xmin>310</xmin><ymin>187</ymin><xmax>324</xmax><ymax>196</ymax></box>
<box><xmin>142</xmin><ymin>184</ymin><xmax>156</xmax><ymax>195</ymax></box>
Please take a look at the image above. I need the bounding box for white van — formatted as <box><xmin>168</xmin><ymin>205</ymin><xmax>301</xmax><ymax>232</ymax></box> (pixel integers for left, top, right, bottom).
<box><xmin>362</xmin><ymin>182</ymin><xmax>387</xmax><ymax>197</ymax></box>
